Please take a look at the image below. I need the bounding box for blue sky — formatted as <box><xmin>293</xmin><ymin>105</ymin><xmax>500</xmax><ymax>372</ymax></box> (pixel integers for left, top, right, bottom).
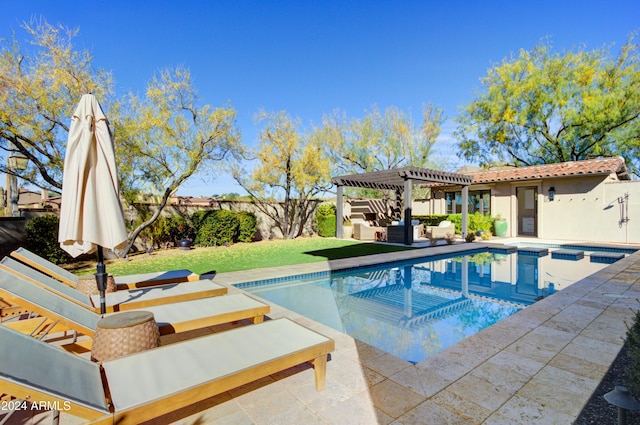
<box><xmin>2</xmin><ymin>0</ymin><xmax>638</xmax><ymax>196</ymax></box>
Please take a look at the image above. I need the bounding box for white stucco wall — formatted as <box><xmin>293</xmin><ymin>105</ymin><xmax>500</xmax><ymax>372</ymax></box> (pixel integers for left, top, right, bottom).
<box><xmin>414</xmin><ymin>174</ymin><xmax>640</xmax><ymax>244</ymax></box>
<box><xmin>540</xmin><ymin>178</ymin><xmax>639</xmax><ymax>243</ymax></box>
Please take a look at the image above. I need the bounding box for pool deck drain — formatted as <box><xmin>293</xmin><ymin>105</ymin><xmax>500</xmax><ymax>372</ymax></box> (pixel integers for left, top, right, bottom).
<box><xmin>35</xmin><ymin>240</ymin><xmax>640</xmax><ymax>425</ymax></box>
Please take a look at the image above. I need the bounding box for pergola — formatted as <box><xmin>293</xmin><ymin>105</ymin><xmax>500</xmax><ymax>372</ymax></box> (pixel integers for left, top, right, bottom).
<box><xmin>332</xmin><ymin>167</ymin><xmax>473</xmax><ymax>245</ymax></box>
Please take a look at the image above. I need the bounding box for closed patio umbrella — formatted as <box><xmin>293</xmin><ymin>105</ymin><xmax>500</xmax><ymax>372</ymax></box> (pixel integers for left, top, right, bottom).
<box><xmin>58</xmin><ymin>94</ymin><xmax>127</xmax><ymax>314</ymax></box>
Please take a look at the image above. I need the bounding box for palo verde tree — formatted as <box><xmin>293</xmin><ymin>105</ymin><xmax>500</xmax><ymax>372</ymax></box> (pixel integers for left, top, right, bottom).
<box><xmin>317</xmin><ymin>104</ymin><xmax>444</xmax><ymax>203</ymax></box>
<box><xmin>112</xmin><ymin>67</ymin><xmax>242</xmax><ymax>254</ymax></box>
<box><xmin>455</xmin><ymin>34</ymin><xmax>640</xmax><ymax>174</ymax></box>
<box><xmin>320</xmin><ymin>104</ymin><xmax>444</xmax><ymax>175</ymax></box>
<box><xmin>233</xmin><ymin>110</ymin><xmax>331</xmax><ymax>239</ymax></box>
<box><xmin>0</xmin><ymin>20</ymin><xmax>113</xmax><ymax>192</ymax></box>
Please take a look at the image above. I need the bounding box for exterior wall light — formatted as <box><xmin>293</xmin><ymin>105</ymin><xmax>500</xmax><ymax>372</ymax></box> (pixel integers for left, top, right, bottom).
<box><xmin>548</xmin><ymin>186</ymin><xmax>555</xmax><ymax>201</ymax></box>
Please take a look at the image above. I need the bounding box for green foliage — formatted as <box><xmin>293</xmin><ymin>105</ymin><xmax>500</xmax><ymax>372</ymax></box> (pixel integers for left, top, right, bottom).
<box><xmin>480</xmin><ymin>230</ymin><xmax>493</xmax><ymax>240</ymax></box>
<box><xmin>469</xmin><ymin>212</ymin><xmax>493</xmax><ymax>234</ymax></box>
<box><xmin>626</xmin><ymin>304</ymin><xmax>640</xmax><ymax>394</ymax></box>
<box><xmin>315</xmin><ymin>203</ymin><xmax>337</xmax><ymax>237</ymax></box>
<box><xmin>413</xmin><ymin>215</ymin><xmax>450</xmax><ymax>226</ymax></box>
<box><xmin>131</xmin><ymin>213</ymin><xmax>196</xmax><ymax>249</ymax></box>
<box><xmin>0</xmin><ymin>21</ymin><xmax>113</xmax><ymax>191</ymax></box>
<box><xmin>25</xmin><ymin>215</ymin><xmax>73</xmax><ymax>265</ymax></box>
<box><xmin>465</xmin><ymin>232</ymin><xmax>476</xmax><ymax>243</ymax></box>
<box><xmin>195</xmin><ymin>210</ymin><xmax>240</xmax><ymax>246</ymax></box>
<box><xmin>455</xmin><ymin>35</ymin><xmax>640</xmax><ymax>175</ymax></box>
<box><xmin>236</xmin><ymin>211</ymin><xmax>257</xmax><ymax>242</ymax></box>
<box><xmin>447</xmin><ymin>214</ymin><xmax>462</xmax><ymax>234</ymax></box>
<box><xmin>321</xmin><ymin>105</ymin><xmax>444</xmax><ymax>175</ymax></box>
<box><xmin>316</xmin><ymin>203</ymin><xmax>336</xmax><ymax>217</ymax></box>
<box><xmin>317</xmin><ymin>215</ymin><xmax>337</xmax><ymax>237</ymax></box>
<box><xmin>233</xmin><ymin>110</ymin><xmax>332</xmax><ymax>239</ymax></box>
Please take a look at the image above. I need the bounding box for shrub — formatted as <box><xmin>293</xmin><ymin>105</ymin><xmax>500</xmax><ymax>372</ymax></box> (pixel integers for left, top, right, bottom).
<box><xmin>317</xmin><ymin>215</ymin><xmax>336</xmax><ymax>237</ymax></box>
<box><xmin>480</xmin><ymin>230</ymin><xmax>493</xmax><ymax>240</ymax></box>
<box><xmin>148</xmin><ymin>216</ymin><xmax>172</xmax><ymax>248</ymax></box>
<box><xmin>469</xmin><ymin>212</ymin><xmax>493</xmax><ymax>234</ymax></box>
<box><xmin>625</xmin><ymin>304</ymin><xmax>640</xmax><ymax>394</ymax></box>
<box><xmin>413</xmin><ymin>215</ymin><xmax>449</xmax><ymax>226</ymax></box>
<box><xmin>237</xmin><ymin>211</ymin><xmax>257</xmax><ymax>242</ymax></box>
<box><xmin>195</xmin><ymin>210</ymin><xmax>240</xmax><ymax>246</ymax></box>
<box><xmin>465</xmin><ymin>232</ymin><xmax>476</xmax><ymax>243</ymax></box>
<box><xmin>168</xmin><ymin>214</ymin><xmax>196</xmax><ymax>244</ymax></box>
<box><xmin>447</xmin><ymin>214</ymin><xmax>462</xmax><ymax>234</ymax></box>
<box><xmin>315</xmin><ymin>203</ymin><xmax>336</xmax><ymax>237</ymax></box>
<box><xmin>147</xmin><ymin>215</ymin><xmax>195</xmax><ymax>248</ymax></box>
<box><xmin>26</xmin><ymin>215</ymin><xmax>74</xmax><ymax>265</ymax></box>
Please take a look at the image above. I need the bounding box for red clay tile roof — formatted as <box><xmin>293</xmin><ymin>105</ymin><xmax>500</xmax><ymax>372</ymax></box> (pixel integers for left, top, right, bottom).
<box><xmin>467</xmin><ymin>157</ymin><xmax>629</xmax><ymax>184</ymax></box>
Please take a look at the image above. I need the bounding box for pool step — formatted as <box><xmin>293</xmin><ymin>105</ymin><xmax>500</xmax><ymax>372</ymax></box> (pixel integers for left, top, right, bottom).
<box><xmin>488</xmin><ymin>244</ymin><xmax>517</xmax><ymax>253</ymax></box>
<box><xmin>517</xmin><ymin>247</ymin><xmax>548</xmax><ymax>257</ymax></box>
<box><xmin>551</xmin><ymin>249</ymin><xmax>584</xmax><ymax>260</ymax></box>
<box><xmin>590</xmin><ymin>252</ymin><xmax>626</xmax><ymax>264</ymax></box>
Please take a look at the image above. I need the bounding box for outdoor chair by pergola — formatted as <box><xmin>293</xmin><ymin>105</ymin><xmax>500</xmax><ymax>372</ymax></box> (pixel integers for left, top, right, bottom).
<box><xmin>332</xmin><ymin>167</ymin><xmax>473</xmax><ymax>245</ymax></box>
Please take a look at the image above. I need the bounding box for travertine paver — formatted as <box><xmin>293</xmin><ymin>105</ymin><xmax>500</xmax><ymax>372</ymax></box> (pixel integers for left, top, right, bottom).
<box><xmin>369</xmin><ymin>379</ymin><xmax>425</xmax><ymax>419</ymax></box>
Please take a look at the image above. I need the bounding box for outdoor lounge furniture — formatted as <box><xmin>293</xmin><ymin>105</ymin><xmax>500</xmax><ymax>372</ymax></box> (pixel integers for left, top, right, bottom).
<box><xmin>0</xmin><ymin>267</ymin><xmax>270</xmax><ymax>340</ymax></box>
<box><xmin>0</xmin><ymin>256</ymin><xmax>226</xmax><ymax>313</ymax></box>
<box><xmin>11</xmin><ymin>247</ymin><xmax>201</xmax><ymax>289</ymax></box>
<box><xmin>386</xmin><ymin>221</ymin><xmax>423</xmax><ymax>243</ymax></box>
<box><xmin>424</xmin><ymin>221</ymin><xmax>455</xmax><ymax>241</ymax></box>
<box><xmin>0</xmin><ymin>317</ymin><xmax>334</xmax><ymax>424</ymax></box>
<box><xmin>353</xmin><ymin>222</ymin><xmax>384</xmax><ymax>241</ymax></box>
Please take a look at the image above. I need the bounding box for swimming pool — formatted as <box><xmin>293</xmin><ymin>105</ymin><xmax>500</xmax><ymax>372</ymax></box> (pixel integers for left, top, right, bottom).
<box><xmin>240</xmin><ymin>247</ymin><xmax>629</xmax><ymax>364</ymax></box>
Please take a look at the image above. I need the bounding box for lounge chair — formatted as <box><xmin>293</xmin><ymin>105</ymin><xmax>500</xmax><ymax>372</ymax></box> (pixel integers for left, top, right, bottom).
<box><xmin>0</xmin><ymin>257</ymin><xmax>226</xmax><ymax>313</ymax></box>
<box><xmin>0</xmin><ymin>318</ymin><xmax>334</xmax><ymax>424</ymax></box>
<box><xmin>0</xmin><ymin>267</ymin><xmax>269</xmax><ymax>339</ymax></box>
<box><xmin>11</xmin><ymin>247</ymin><xmax>201</xmax><ymax>289</ymax></box>
<box><xmin>424</xmin><ymin>220</ymin><xmax>455</xmax><ymax>241</ymax></box>
<box><xmin>353</xmin><ymin>222</ymin><xmax>384</xmax><ymax>241</ymax></box>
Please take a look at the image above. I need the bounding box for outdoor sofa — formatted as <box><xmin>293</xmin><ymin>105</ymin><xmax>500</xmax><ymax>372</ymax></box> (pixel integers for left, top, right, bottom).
<box><xmin>353</xmin><ymin>222</ymin><xmax>385</xmax><ymax>241</ymax></box>
<box><xmin>424</xmin><ymin>220</ymin><xmax>456</xmax><ymax>241</ymax></box>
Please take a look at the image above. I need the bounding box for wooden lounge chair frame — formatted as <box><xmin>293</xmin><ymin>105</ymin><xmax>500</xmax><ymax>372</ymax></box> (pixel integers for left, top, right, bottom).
<box><xmin>0</xmin><ymin>267</ymin><xmax>270</xmax><ymax>340</ymax></box>
<box><xmin>0</xmin><ymin>256</ymin><xmax>226</xmax><ymax>313</ymax></box>
<box><xmin>11</xmin><ymin>247</ymin><xmax>202</xmax><ymax>289</ymax></box>
<box><xmin>0</xmin><ymin>319</ymin><xmax>334</xmax><ymax>424</ymax></box>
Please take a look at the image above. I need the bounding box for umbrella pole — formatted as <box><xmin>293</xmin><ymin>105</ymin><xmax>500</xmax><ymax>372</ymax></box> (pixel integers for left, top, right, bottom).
<box><xmin>95</xmin><ymin>246</ymin><xmax>107</xmax><ymax>315</ymax></box>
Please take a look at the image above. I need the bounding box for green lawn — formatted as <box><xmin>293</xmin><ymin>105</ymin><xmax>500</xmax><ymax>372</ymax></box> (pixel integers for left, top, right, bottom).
<box><xmin>78</xmin><ymin>238</ymin><xmax>417</xmax><ymax>276</ymax></box>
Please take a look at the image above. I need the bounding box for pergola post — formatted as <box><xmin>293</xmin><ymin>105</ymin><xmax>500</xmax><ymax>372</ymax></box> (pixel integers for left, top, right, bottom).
<box><xmin>403</xmin><ymin>178</ymin><xmax>413</xmax><ymax>245</ymax></box>
<box><xmin>336</xmin><ymin>185</ymin><xmax>344</xmax><ymax>239</ymax></box>
<box><xmin>461</xmin><ymin>185</ymin><xmax>469</xmax><ymax>239</ymax></box>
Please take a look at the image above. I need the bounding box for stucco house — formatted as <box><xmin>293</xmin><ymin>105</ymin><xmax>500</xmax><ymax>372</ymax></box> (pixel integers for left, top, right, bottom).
<box><xmin>422</xmin><ymin>157</ymin><xmax>638</xmax><ymax>244</ymax></box>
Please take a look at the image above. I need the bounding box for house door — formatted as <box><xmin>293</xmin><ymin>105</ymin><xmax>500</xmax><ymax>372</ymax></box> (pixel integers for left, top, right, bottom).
<box><xmin>517</xmin><ymin>187</ymin><xmax>537</xmax><ymax>237</ymax></box>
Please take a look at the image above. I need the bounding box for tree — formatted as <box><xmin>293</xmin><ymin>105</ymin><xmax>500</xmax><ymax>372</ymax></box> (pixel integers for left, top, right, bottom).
<box><xmin>233</xmin><ymin>110</ymin><xmax>331</xmax><ymax>239</ymax></box>
<box><xmin>319</xmin><ymin>104</ymin><xmax>444</xmax><ymax>175</ymax></box>
<box><xmin>455</xmin><ymin>35</ymin><xmax>640</xmax><ymax>174</ymax></box>
<box><xmin>0</xmin><ymin>20</ymin><xmax>113</xmax><ymax>191</ymax></box>
<box><xmin>112</xmin><ymin>67</ymin><xmax>242</xmax><ymax>254</ymax></box>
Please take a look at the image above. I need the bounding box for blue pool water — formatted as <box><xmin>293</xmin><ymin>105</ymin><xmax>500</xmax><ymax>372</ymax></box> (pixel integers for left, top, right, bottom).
<box><xmin>240</xmin><ymin>247</ymin><xmax>629</xmax><ymax>364</ymax></box>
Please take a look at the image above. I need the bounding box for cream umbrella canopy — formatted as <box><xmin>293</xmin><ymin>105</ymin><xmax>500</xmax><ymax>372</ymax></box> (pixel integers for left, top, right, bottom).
<box><xmin>58</xmin><ymin>94</ymin><xmax>127</xmax><ymax>314</ymax></box>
